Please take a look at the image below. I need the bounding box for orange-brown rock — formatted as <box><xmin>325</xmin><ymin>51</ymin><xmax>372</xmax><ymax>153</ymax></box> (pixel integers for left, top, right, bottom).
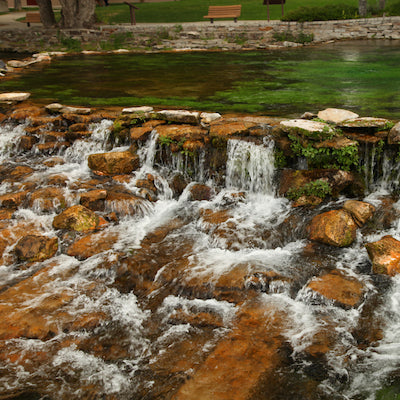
<box><xmin>43</xmin><ymin>157</ymin><xmax>65</xmax><ymax>167</ymax></box>
<box><xmin>173</xmin><ymin>298</ymin><xmax>286</xmax><ymax>400</ymax></box>
<box><xmin>156</xmin><ymin>124</ymin><xmax>206</xmax><ymax>142</ymax></box>
<box><xmin>79</xmin><ymin>189</ymin><xmax>107</xmax><ymax>211</ymax></box>
<box><xmin>365</xmin><ymin>235</ymin><xmax>400</xmax><ymax>275</ymax></box>
<box><xmin>308</xmin><ymin>209</ymin><xmax>357</xmax><ymax>247</ymax></box>
<box><xmin>10</xmin><ymin>106</ymin><xmax>44</xmax><ymax>121</ymax></box>
<box><xmin>0</xmin><ymin>209</ymin><xmax>14</xmax><ymax>220</ymax></box>
<box><xmin>10</xmin><ymin>165</ymin><xmax>34</xmax><ymax>179</ymax></box>
<box><xmin>18</xmin><ymin>135</ymin><xmax>38</xmax><ymax>151</ymax></box>
<box><xmin>209</xmin><ymin>120</ymin><xmax>258</xmax><ymax>138</ymax></box>
<box><xmin>130</xmin><ymin>126</ymin><xmax>153</xmax><ymax>141</ymax></box>
<box><xmin>29</xmin><ymin>187</ymin><xmax>66</xmax><ymax>212</ymax></box>
<box><xmin>307</xmin><ymin>270</ymin><xmax>365</xmax><ymax>308</ymax></box>
<box><xmin>0</xmin><ymin>190</ymin><xmax>28</xmax><ymax>209</ymax></box>
<box><xmin>182</xmin><ymin>140</ymin><xmax>205</xmax><ymax>151</ymax></box>
<box><xmin>88</xmin><ymin>150</ymin><xmax>140</xmax><ymax>175</ymax></box>
<box><xmin>67</xmin><ymin>231</ymin><xmax>119</xmax><ymax>260</ymax></box>
<box><xmin>14</xmin><ymin>234</ymin><xmax>58</xmax><ymax>263</ymax></box>
<box><xmin>343</xmin><ymin>200</ymin><xmax>375</xmax><ymax>226</ymax></box>
<box><xmin>35</xmin><ymin>142</ymin><xmax>70</xmax><ymax>153</ymax></box>
<box><xmin>52</xmin><ymin>205</ymin><xmax>100</xmax><ymax>232</ymax></box>
<box><xmin>189</xmin><ymin>184</ymin><xmax>212</xmax><ymax>201</ymax></box>
<box><xmin>106</xmin><ymin>189</ymin><xmax>146</xmax><ymax>216</ymax></box>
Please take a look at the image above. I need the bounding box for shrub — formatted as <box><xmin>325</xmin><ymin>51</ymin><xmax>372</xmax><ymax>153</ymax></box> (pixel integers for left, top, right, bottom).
<box><xmin>286</xmin><ymin>179</ymin><xmax>332</xmax><ymax>201</ymax></box>
<box><xmin>386</xmin><ymin>1</ymin><xmax>400</xmax><ymax>15</ymax></box>
<box><xmin>282</xmin><ymin>4</ymin><xmax>359</xmax><ymax>22</ymax></box>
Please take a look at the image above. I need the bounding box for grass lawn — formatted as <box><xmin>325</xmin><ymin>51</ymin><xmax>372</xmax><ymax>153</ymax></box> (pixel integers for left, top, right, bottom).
<box><xmin>96</xmin><ymin>0</ymin><xmax>398</xmax><ymax>24</ymax></box>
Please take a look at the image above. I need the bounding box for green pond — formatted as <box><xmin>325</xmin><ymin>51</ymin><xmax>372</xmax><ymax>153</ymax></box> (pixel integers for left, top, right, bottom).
<box><xmin>2</xmin><ymin>40</ymin><xmax>400</xmax><ymax>118</ymax></box>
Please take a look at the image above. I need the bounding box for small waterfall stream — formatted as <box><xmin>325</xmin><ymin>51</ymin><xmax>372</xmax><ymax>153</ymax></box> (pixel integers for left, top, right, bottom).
<box><xmin>1</xmin><ymin>117</ymin><xmax>400</xmax><ymax>400</ymax></box>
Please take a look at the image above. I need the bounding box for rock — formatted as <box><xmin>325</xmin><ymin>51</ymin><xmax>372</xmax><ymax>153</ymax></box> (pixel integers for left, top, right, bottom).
<box><xmin>209</xmin><ymin>120</ymin><xmax>258</xmax><ymax>138</ymax></box>
<box><xmin>343</xmin><ymin>200</ymin><xmax>375</xmax><ymax>227</ymax></box>
<box><xmin>339</xmin><ymin>117</ymin><xmax>392</xmax><ymax>131</ymax></box>
<box><xmin>189</xmin><ymin>184</ymin><xmax>212</xmax><ymax>201</ymax></box>
<box><xmin>170</xmin><ymin>173</ymin><xmax>188</xmax><ymax>197</ymax></box>
<box><xmin>388</xmin><ymin>122</ymin><xmax>400</xmax><ymax>144</ymax></box>
<box><xmin>14</xmin><ymin>234</ymin><xmax>58</xmax><ymax>263</ymax></box>
<box><xmin>317</xmin><ymin>108</ymin><xmax>359</xmax><ymax>124</ymax></box>
<box><xmin>0</xmin><ymin>92</ymin><xmax>31</xmax><ymax>102</ymax></box>
<box><xmin>45</xmin><ymin>103</ymin><xmax>64</xmax><ymax>113</ymax></box>
<box><xmin>300</xmin><ymin>112</ymin><xmax>317</xmax><ymax>120</ymax></box>
<box><xmin>308</xmin><ymin>209</ymin><xmax>357</xmax><ymax>247</ymax></box>
<box><xmin>88</xmin><ymin>151</ymin><xmax>140</xmax><ymax>175</ymax></box>
<box><xmin>106</xmin><ymin>189</ymin><xmax>147</xmax><ymax>217</ymax></box>
<box><xmin>6</xmin><ymin>60</ymin><xmax>31</xmax><ymax>68</ymax></box>
<box><xmin>130</xmin><ymin>126</ymin><xmax>153</xmax><ymax>141</ymax></box>
<box><xmin>280</xmin><ymin>119</ymin><xmax>334</xmax><ymax>136</ymax></box>
<box><xmin>307</xmin><ymin>270</ymin><xmax>365</xmax><ymax>308</ymax></box>
<box><xmin>315</xmin><ymin>136</ymin><xmax>358</xmax><ymax>149</ymax></box>
<box><xmin>200</xmin><ymin>112</ymin><xmax>222</xmax><ymax>124</ymax></box>
<box><xmin>29</xmin><ymin>187</ymin><xmax>66</xmax><ymax>213</ymax></box>
<box><xmin>45</xmin><ymin>103</ymin><xmax>91</xmax><ymax>115</ymax></box>
<box><xmin>157</xmin><ymin>109</ymin><xmax>200</xmax><ymax>124</ymax></box>
<box><xmin>52</xmin><ymin>205</ymin><xmax>100</xmax><ymax>232</ymax></box>
<box><xmin>19</xmin><ymin>135</ymin><xmax>38</xmax><ymax>151</ymax></box>
<box><xmin>365</xmin><ymin>235</ymin><xmax>400</xmax><ymax>275</ymax></box>
<box><xmin>79</xmin><ymin>189</ymin><xmax>107</xmax><ymax>211</ymax></box>
<box><xmin>0</xmin><ymin>191</ymin><xmax>28</xmax><ymax>209</ymax></box>
<box><xmin>122</xmin><ymin>106</ymin><xmax>153</xmax><ymax>114</ymax></box>
<box><xmin>156</xmin><ymin>124</ymin><xmax>206</xmax><ymax>142</ymax></box>
<box><xmin>67</xmin><ymin>231</ymin><xmax>119</xmax><ymax>260</ymax></box>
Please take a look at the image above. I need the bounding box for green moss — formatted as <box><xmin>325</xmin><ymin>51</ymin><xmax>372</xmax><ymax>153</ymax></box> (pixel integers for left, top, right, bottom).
<box><xmin>286</xmin><ymin>179</ymin><xmax>332</xmax><ymax>201</ymax></box>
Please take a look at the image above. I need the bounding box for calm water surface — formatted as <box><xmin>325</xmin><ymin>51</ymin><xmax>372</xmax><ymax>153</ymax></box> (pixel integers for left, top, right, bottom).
<box><xmin>1</xmin><ymin>40</ymin><xmax>399</xmax><ymax>118</ymax></box>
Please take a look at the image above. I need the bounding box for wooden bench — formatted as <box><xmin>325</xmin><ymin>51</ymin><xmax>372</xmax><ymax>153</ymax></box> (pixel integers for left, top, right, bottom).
<box><xmin>204</xmin><ymin>5</ymin><xmax>241</xmax><ymax>23</ymax></box>
<box><xmin>19</xmin><ymin>12</ymin><xmax>42</xmax><ymax>27</ymax></box>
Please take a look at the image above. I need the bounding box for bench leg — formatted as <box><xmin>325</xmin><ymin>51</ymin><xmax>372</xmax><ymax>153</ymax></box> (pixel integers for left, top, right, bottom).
<box><xmin>27</xmin><ymin>22</ymin><xmax>30</xmax><ymax>27</ymax></box>
<box><xmin>210</xmin><ymin>18</ymin><xmax>214</xmax><ymax>23</ymax></box>
<box><xmin>234</xmin><ymin>17</ymin><xmax>237</xmax><ymax>22</ymax></box>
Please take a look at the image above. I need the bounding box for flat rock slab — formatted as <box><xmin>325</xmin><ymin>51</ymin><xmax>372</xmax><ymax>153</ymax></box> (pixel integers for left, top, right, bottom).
<box><xmin>339</xmin><ymin>117</ymin><xmax>391</xmax><ymax>129</ymax></box>
<box><xmin>280</xmin><ymin>119</ymin><xmax>334</xmax><ymax>136</ymax></box>
<box><xmin>0</xmin><ymin>92</ymin><xmax>31</xmax><ymax>102</ymax></box>
<box><xmin>317</xmin><ymin>108</ymin><xmax>359</xmax><ymax>124</ymax></box>
<box><xmin>157</xmin><ymin>110</ymin><xmax>200</xmax><ymax>124</ymax></box>
<box><xmin>122</xmin><ymin>106</ymin><xmax>154</xmax><ymax>114</ymax></box>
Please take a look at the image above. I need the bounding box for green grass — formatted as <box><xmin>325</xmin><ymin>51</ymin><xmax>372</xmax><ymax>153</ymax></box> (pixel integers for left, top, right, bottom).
<box><xmin>95</xmin><ymin>0</ymin><xmax>399</xmax><ymax>24</ymax></box>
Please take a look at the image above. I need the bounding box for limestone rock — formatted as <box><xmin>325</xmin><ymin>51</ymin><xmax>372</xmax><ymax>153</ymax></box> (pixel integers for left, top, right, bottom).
<box><xmin>6</xmin><ymin>60</ymin><xmax>32</xmax><ymax>68</ymax></box>
<box><xmin>308</xmin><ymin>209</ymin><xmax>357</xmax><ymax>247</ymax></box>
<box><xmin>156</xmin><ymin>124</ymin><xmax>206</xmax><ymax>142</ymax></box>
<box><xmin>209</xmin><ymin>120</ymin><xmax>258</xmax><ymax>138</ymax></box>
<box><xmin>317</xmin><ymin>108</ymin><xmax>359</xmax><ymax>124</ymax></box>
<box><xmin>106</xmin><ymin>190</ymin><xmax>147</xmax><ymax>217</ymax></box>
<box><xmin>0</xmin><ymin>191</ymin><xmax>28</xmax><ymax>209</ymax></box>
<box><xmin>14</xmin><ymin>234</ymin><xmax>58</xmax><ymax>263</ymax></box>
<box><xmin>0</xmin><ymin>92</ymin><xmax>31</xmax><ymax>102</ymax></box>
<box><xmin>45</xmin><ymin>103</ymin><xmax>91</xmax><ymax>115</ymax></box>
<box><xmin>365</xmin><ymin>235</ymin><xmax>400</xmax><ymax>275</ymax></box>
<box><xmin>280</xmin><ymin>119</ymin><xmax>334</xmax><ymax>136</ymax></box>
<box><xmin>315</xmin><ymin>136</ymin><xmax>358</xmax><ymax>149</ymax></box>
<box><xmin>122</xmin><ymin>106</ymin><xmax>153</xmax><ymax>114</ymax></box>
<box><xmin>388</xmin><ymin>122</ymin><xmax>400</xmax><ymax>144</ymax></box>
<box><xmin>339</xmin><ymin>117</ymin><xmax>391</xmax><ymax>130</ymax></box>
<box><xmin>343</xmin><ymin>200</ymin><xmax>375</xmax><ymax>227</ymax></box>
<box><xmin>29</xmin><ymin>187</ymin><xmax>66</xmax><ymax>213</ymax></box>
<box><xmin>88</xmin><ymin>151</ymin><xmax>140</xmax><ymax>175</ymax></box>
<box><xmin>200</xmin><ymin>112</ymin><xmax>221</xmax><ymax>124</ymax></box>
<box><xmin>157</xmin><ymin>109</ymin><xmax>200</xmax><ymax>124</ymax></box>
<box><xmin>307</xmin><ymin>270</ymin><xmax>364</xmax><ymax>308</ymax></box>
<box><xmin>52</xmin><ymin>205</ymin><xmax>100</xmax><ymax>232</ymax></box>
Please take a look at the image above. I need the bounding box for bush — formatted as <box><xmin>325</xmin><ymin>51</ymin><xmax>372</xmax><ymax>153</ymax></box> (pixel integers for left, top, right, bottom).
<box><xmin>282</xmin><ymin>4</ymin><xmax>359</xmax><ymax>22</ymax></box>
<box><xmin>386</xmin><ymin>1</ymin><xmax>400</xmax><ymax>15</ymax></box>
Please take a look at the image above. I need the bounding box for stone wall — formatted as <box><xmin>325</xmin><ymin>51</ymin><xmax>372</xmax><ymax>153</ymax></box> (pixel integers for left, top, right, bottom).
<box><xmin>0</xmin><ymin>16</ymin><xmax>399</xmax><ymax>53</ymax></box>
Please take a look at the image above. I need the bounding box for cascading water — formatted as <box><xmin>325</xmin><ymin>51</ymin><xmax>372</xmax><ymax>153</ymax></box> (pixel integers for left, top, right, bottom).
<box><xmin>2</xmin><ymin>114</ymin><xmax>400</xmax><ymax>400</ymax></box>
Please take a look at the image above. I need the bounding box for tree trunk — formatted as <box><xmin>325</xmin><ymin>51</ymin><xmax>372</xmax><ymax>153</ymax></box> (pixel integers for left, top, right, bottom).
<box><xmin>36</xmin><ymin>0</ymin><xmax>56</xmax><ymax>27</ymax></box>
<box><xmin>14</xmin><ymin>0</ymin><xmax>22</xmax><ymax>11</ymax></box>
<box><xmin>358</xmin><ymin>0</ymin><xmax>368</xmax><ymax>17</ymax></box>
<box><xmin>379</xmin><ymin>0</ymin><xmax>385</xmax><ymax>10</ymax></box>
<box><xmin>59</xmin><ymin>0</ymin><xmax>96</xmax><ymax>29</ymax></box>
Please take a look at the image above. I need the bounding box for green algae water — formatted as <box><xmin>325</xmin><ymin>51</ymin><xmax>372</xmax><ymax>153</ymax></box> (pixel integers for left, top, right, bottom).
<box><xmin>2</xmin><ymin>40</ymin><xmax>399</xmax><ymax>118</ymax></box>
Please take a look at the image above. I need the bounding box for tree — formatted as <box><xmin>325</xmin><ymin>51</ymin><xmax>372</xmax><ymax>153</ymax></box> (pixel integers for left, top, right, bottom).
<box><xmin>379</xmin><ymin>0</ymin><xmax>386</xmax><ymax>10</ymax></box>
<box><xmin>14</xmin><ymin>0</ymin><xmax>22</xmax><ymax>11</ymax></box>
<box><xmin>58</xmin><ymin>0</ymin><xmax>96</xmax><ymax>29</ymax></box>
<box><xmin>36</xmin><ymin>0</ymin><xmax>56</xmax><ymax>28</ymax></box>
<box><xmin>358</xmin><ymin>0</ymin><xmax>367</xmax><ymax>16</ymax></box>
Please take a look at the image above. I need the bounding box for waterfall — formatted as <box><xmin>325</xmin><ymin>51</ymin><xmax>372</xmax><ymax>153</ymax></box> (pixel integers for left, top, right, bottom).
<box><xmin>226</xmin><ymin>138</ymin><xmax>276</xmax><ymax>195</ymax></box>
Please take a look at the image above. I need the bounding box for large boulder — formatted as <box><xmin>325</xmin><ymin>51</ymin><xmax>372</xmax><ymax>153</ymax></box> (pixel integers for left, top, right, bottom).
<box><xmin>388</xmin><ymin>122</ymin><xmax>400</xmax><ymax>144</ymax></box>
<box><xmin>308</xmin><ymin>209</ymin><xmax>357</xmax><ymax>247</ymax></box>
<box><xmin>52</xmin><ymin>205</ymin><xmax>100</xmax><ymax>232</ymax></box>
<box><xmin>29</xmin><ymin>187</ymin><xmax>66</xmax><ymax>213</ymax></box>
<box><xmin>343</xmin><ymin>200</ymin><xmax>375</xmax><ymax>227</ymax></box>
<box><xmin>88</xmin><ymin>151</ymin><xmax>140</xmax><ymax>175</ymax></box>
<box><xmin>365</xmin><ymin>235</ymin><xmax>400</xmax><ymax>275</ymax></box>
<box><xmin>0</xmin><ymin>92</ymin><xmax>31</xmax><ymax>102</ymax></box>
<box><xmin>14</xmin><ymin>234</ymin><xmax>58</xmax><ymax>263</ymax></box>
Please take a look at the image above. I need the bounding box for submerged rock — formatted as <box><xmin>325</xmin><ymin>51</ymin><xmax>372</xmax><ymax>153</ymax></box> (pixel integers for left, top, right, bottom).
<box><xmin>307</xmin><ymin>270</ymin><xmax>365</xmax><ymax>308</ymax></box>
<box><xmin>365</xmin><ymin>235</ymin><xmax>400</xmax><ymax>275</ymax></box>
<box><xmin>308</xmin><ymin>209</ymin><xmax>357</xmax><ymax>247</ymax></box>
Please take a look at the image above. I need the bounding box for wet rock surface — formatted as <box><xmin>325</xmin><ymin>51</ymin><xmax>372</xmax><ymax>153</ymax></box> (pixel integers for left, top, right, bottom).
<box><xmin>0</xmin><ymin>101</ymin><xmax>398</xmax><ymax>399</ymax></box>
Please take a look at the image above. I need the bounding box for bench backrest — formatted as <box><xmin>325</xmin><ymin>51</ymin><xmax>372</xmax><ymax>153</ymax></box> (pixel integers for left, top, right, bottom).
<box><xmin>206</xmin><ymin>5</ymin><xmax>242</xmax><ymax>16</ymax></box>
<box><xmin>25</xmin><ymin>12</ymin><xmax>41</xmax><ymax>22</ymax></box>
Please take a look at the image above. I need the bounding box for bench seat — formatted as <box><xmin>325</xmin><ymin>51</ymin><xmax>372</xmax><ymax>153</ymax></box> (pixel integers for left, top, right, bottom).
<box><xmin>204</xmin><ymin>5</ymin><xmax>241</xmax><ymax>23</ymax></box>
